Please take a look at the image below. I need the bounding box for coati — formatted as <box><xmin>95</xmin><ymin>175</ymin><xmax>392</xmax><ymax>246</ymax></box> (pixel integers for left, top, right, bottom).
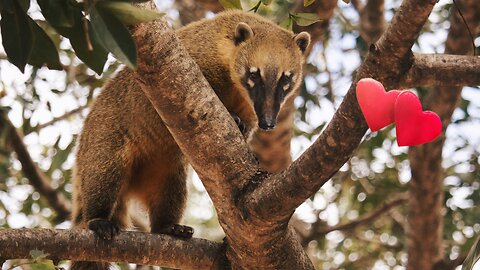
<box><xmin>71</xmin><ymin>10</ymin><xmax>310</xmax><ymax>269</ymax></box>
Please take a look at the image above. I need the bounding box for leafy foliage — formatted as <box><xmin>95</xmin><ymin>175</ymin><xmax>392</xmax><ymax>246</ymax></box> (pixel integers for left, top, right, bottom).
<box><xmin>0</xmin><ymin>0</ymin><xmax>162</xmax><ymax>74</ymax></box>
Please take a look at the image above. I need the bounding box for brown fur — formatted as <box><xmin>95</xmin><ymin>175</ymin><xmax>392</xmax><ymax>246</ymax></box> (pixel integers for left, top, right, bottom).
<box><xmin>71</xmin><ymin>10</ymin><xmax>309</xmax><ymax>269</ymax></box>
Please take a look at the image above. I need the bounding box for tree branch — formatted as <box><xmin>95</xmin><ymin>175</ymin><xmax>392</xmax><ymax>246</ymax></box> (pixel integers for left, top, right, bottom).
<box><xmin>31</xmin><ymin>104</ymin><xmax>88</xmax><ymax>133</ymax></box>
<box><xmin>0</xmin><ymin>229</ymin><xmax>226</xmax><ymax>269</ymax></box>
<box><xmin>317</xmin><ymin>195</ymin><xmax>407</xmax><ymax>235</ymax></box>
<box><xmin>0</xmin><ymin>112</ymin><xmax>71</xmax><ymax>222</ymax></box>
<box><xmin>244</xmin><ymin>0</ymin><xmax>439</xmax><ymax>221</ymax></box>
<box><xmin>358</xmin><ymin>0</ymin><xmax>385</xmax><ymax>44</ymax></box>
<box><xmin>293</xmin><ymin>0</ymin><xmax>337</xmax><ymax>56</ymax></box>
<box><xmin>175</xmin><ymin>0</ymin><xmax>222</xmax><ymax>25</ymax></box>
<box><xmin>402</xmin><ymin>54</ymin><xmax>480</xmax><ymax>88</ymax></box>
<box><xmin>295</xmin><ymin>195</ymin><xmax>407</xmax><ymax>246</ymax></box>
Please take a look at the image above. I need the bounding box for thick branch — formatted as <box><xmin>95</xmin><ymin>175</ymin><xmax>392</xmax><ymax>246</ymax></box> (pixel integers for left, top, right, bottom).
<box><xmin>402</xmin><ymin>54</ymin><xmax>480</xmax><ymax>88</ymax></box>
<box><xmin>0</xmin><ymin>229</ymin><xmax>225</xmax><ymax>269</ymax></box>
<box><xmin>133</xmin><ymin>22</ymin><xmax>258</xmax><ymax>199</ymax></box>
<box><xmin>0</xmin><ymin>112</ymin><xmax>71</xmax><ymax>221</ymax></box>
<box><xmin>245</xmin><ymin>0</ymin><xmax>439</xmax><ymax>221</ymax></box>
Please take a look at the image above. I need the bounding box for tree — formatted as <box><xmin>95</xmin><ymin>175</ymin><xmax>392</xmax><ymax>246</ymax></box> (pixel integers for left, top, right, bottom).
<box><xmin>1</xmin><ymin>0</ymin><xmax>480</xmax><ymax>269</ymax></box>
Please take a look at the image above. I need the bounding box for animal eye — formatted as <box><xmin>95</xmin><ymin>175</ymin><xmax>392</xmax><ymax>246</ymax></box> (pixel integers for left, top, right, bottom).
<box><xmin>280</xmin><ymin>72</ymin><xmax>293</xmax><ymax>84</ymax></box>
<box><xmin>245</xmin><ymin>67</ymin><xmax>260</xmax><ymax>88</ymax></box>
<box><xmin>247</xmin><ymin>68</ymin><xmax>260</xmax><ymax>81</ymax></box>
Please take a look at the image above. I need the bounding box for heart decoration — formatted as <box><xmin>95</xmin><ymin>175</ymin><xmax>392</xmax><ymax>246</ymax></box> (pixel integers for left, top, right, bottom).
<box><xmin>394</xmin><ymin>91</ymin><xmax>442</xmax><ymax>146</ymax></box>
<box><xmin>356</xmin><ymin>78</ymin><xmax>442</xmax><ymax>146</ymax></box>
<box><xmin>356</xmin><ymin>78</ymin><xmax>401</xmax><ymax>132</ymax></box>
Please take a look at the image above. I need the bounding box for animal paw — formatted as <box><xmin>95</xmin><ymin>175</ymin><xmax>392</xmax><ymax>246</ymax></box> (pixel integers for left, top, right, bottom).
<box><xmin>88</xmin><ymin>218</ymin><xmax>120</xmax><ymax>240</ymax></box>
<box><xmin>157</xmin><ymin>224</ymin><xmax>194</xmax><ymax>238</ymax></box>
<box><xmin>230</xmin><ymin>112</ymin><xmax>247</xmax><ymax>135</ymax></box>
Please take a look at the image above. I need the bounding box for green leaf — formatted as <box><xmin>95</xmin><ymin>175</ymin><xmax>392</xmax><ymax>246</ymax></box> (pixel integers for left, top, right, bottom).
<box><xmin>30</xmin><ymin>249</ymin><xmax>49</xmax><ymax>261</ymax></box>
<box><xmin>462</xmin><ymin>236</ymin><xmax>480</xmax><ymax>270</ymax></box>
<box><xmin>18</xmin><ymin>0</ymin><xmax>30</xmax><ymax>12</ymax></box>
<box><xmin>219</xmin><ymin>0</ymin><xmax>242</xmax><ymax>10</ymax></box>
<box><xmin>37</xmin><ymin>0</ymin><xmax>75</xmax><ymax>27</ymax></box>
<box><xmin>90</xmin><ymin>6</ymin><xmax>137</xmax><ymax>69</ymax></box>
<box><xmin>0</xmin><ymin>1</ymin><xmax>33</xmax><ymax>72</ymax></box>
<box><xmin>280</xmin><ymin>17</ymin><xmax>293</xmax><ymax>31</ymax></box>
<box><xmin>291</xmin><ymin>13</ymin><xmax>321</xmax><ymax>27</ymax></box>
<box><xmin>96</xmin><ymin>1</ymin><xmax>164</xmax><ymax>25</ymax></box>
<box><xmin>261</xmin><ymin>0</ymin><xmax>273</xmax><ymax>5</ymax></box>
<box><xmin>54</xmin><ymin>10</ymin><xmax>108</xmax><ymax>74</ymax></box>
<box><xmin>304</xmin><ymin>0</ymin><xmax>316</xmax><ymax>7</ymax></box>
<box><xmin>27</xmin><ymin>17</ymin><xmax>62</xmax><ymax>70</ymax></box>
<box><xmin>0</xmin><ymin>0</ymin><xmax>13</xmax><ymax>13</ymax></box>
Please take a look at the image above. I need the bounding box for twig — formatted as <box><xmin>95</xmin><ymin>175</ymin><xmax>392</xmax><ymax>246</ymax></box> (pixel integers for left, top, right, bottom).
<box><xmin>31</xmin><ymin>104</ymin><xmax>88</xmax><ymax>133</ymax></box>
<box><xmin>317</xmin><ymin>195</ymin><xmax>407</xmax><ymax>235</ymax></box>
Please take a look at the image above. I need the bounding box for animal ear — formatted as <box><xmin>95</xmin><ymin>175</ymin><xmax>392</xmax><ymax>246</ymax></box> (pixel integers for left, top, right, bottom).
<box><xmin>234</xmin><ymin>22</ymin><xmax>253</xmax><ymax>45</ymax></box>
<box><xmin>294</xmin><ymin>32</ymin><xmax>311</xmax><ymax>54</ymax></box>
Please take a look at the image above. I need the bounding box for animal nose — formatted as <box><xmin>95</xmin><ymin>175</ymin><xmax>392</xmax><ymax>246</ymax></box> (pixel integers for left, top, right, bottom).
<box><xmin>259</xmin><ymin>118</ymin><xmax>276</xmax><ymax>130</ymax></box>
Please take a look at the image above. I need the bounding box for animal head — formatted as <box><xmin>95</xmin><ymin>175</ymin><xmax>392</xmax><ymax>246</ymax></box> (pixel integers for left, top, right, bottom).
<box><xmin>231</xmin><ymin>21</ymin><xmax>310</xmax><ymax>130</ymax></box>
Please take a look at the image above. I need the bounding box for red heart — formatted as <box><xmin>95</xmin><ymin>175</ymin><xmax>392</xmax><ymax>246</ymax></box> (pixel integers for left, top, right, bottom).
<box><xmin>395</xmin><ymin>91</ymin><xmax>442</xmax><ymax>146</ymax></box>
<box><xmin>356</xmin><ymin>78</ymin><xmax>401</xmax><ymax>131</ymax></box>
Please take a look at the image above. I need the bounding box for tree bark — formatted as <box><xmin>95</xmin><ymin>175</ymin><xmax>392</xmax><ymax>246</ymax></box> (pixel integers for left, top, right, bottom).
<box><xmin>403</xmin><ymin>54</ymin><xmax>480</xmax><ymax>88</ymax></box>
<box><xmin>407</xmin><ymin>1</ymin><xmax>480</xmax><ymax>269</ymax></box>
<box><xmin>0</xmin><ymin>229</ymin><xmax>225</xmax><ymax>269</ymax></box>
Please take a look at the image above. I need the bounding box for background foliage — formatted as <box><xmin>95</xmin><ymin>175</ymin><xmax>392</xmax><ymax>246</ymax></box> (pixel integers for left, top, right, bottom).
<box><xmin>0</xmin><ymin>0</ymin><xmax>479</xmax><ymax>269</ymax></box>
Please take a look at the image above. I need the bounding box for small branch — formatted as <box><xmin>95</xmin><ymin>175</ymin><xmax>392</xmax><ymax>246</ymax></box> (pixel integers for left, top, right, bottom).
<box><xmin>295</xmin><ymin>195</ymin><xmax>407</xmax><ymax>246</ymax></box>
<box><xmin>31</xmin><ymin>104</ymin><xmax>88</xmax><ymax>133</ymax></box>
<box><xmin>0</xmin><ymin>112</ymin><xmax>71</xmax><ymax>222</ymax></box>
<box><xmin>0</xmin><ymin>229</ymin><xmax>226</xmax><ymax>269</ymax></box>
<box><xmin>317</xmin><ymin>195</ymin><xmax>407</xmax><ymax>235</ymax></box>
<box><xmin>175</xmin><ymin>0</ymin><xmax>223</xmax><ymax>25</ymax></box>
<box><xmin>402</xmin><ymin>54</ymin><xmax>480</xmax><ymax>88</ymax></box>
<box><xmin>293</xmin><ymin>0</ymin><xmax>338</xmax><ymax>56</ymax></box>
<box><xmin>358</xmin><ymin>0</ymin><xmax>385</xmax><ymax>44</ymax></box>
